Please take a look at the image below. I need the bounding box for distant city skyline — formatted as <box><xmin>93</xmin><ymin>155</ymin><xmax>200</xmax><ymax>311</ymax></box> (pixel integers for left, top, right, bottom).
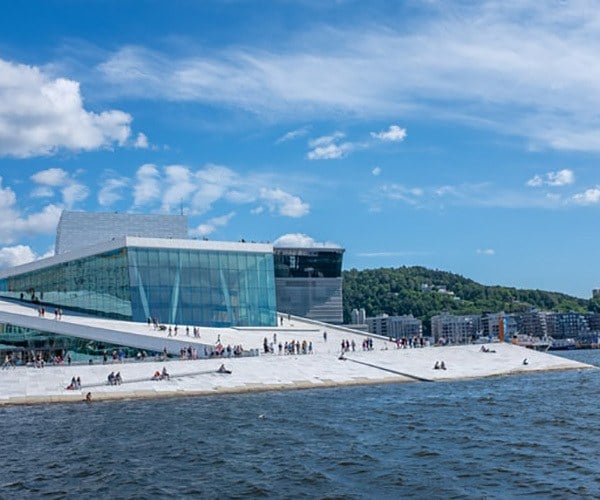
<box><xmin>1</xmin><ymin>1</ymin><xmax>600</xmax><ymax>298</ymax></box>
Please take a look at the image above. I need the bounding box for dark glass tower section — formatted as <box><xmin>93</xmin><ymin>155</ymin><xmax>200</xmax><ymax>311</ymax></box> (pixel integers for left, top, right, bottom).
<box><xmin>274</xmin><ymin>247</ymin><xmax>344</xmax><ymax>324</ymax></box>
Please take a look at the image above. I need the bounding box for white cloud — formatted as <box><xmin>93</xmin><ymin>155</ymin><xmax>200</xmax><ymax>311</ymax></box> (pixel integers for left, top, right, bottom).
<box><xmin>0</xmin><ymin>58</ymin><xmax>131</xmax><ymax>158</ymax></box>
<box><xmin>378</xmin><ymin>183</ymin><xmax>423</xmax><ymax>206</ymax></box>
<box><xmin>527</xmin><ymin>169</ymin><xmax>574</xmax><ymax>187</ymax></box>
<box><xmin>250</xmin><ymin>206</ymin><xmax>264</xmax><ymax>215</ymax></box>
<box><xmin>0</xmin><ymin>177</ymin><xmax>62</xmax><ymax>244</ymax></box>
<box><xmin>31</xmin><ymin>168</ymin><xmax>69</xmax><ymax>187</ymax></box>
<box><xmin>98</xmin><ymin>177</ymin><xmax>129</xmax><ymax>206</ymax></box>
<box><xmin>133</xmin><ymin>132</ymin><xmax>149</xmax><ymax>149</ymax></box>
<box><xmin>307</xmin><ymin>132</ymin><xmax>353</xmax><ymax>160</ymax></box>
<box><xmin>133</xmin><ymin>164</ymin><xmax>161</xmax><ymax>206</ymax></box>
<box><xmin>259</xmin><ymin>188</ymin><xmax>309</xmax><ymax>217</ymax></box>
<box><xmin>193</xmin><ymin>211</ymin><xmax>235</xmax><ymax>236</ymax></box>
<box><xmin>572</xmin><ymin>187</ymin><xmax>600</xmax><ymax>206</ymax></box>
<box><xmin>130</xmin><ymin>163</ymin><xmax>310</xmax><ymax>218</ymax></box>
<box><xmin>30</xmin><ymin>168</ymin><xmax>89</xmax><ymax>209</ymax></box>
<box><xmin>547</xmin><ymin>169</ymin><xmax>575</xmax><ymax>186</ymax></box>
<box><xmin>526</xmin><ymin>175</ymin><xmax>543</xmax><ymax>187</ymax></box>
<box><xmin>162</xmin><ymin>165</ymin><xmax>197</xmax><ymax>212</ymax></box>
<box><xmin>370</xmin><ymin>125</ymin><xmax>407</xmax><ymax>142</ymax></box>
<box><xmin>96</xmin><ymin>4</ymin><xmax>600</xmax><ymax>152</ymax></box>
<box><xmin>477</xmin><ymin>248</ymin><xmax>496</xmax><ymax>256</ymax></box>
<box><xmin>308</xmin><ymin>132</ymin><xmax>345</xmax><ymax>148</ymax></box>
<box><xmin>273</xmin><ymin>233</ymin><xmax>341</xmax><ymax>248</ymax></box>
<box><xmin>0</xmin><ymin>245</ymin><xmax>36</xmax><ymax>267</ymax></box>
<box><xmin>62</xmin><ymin>183</ymin><xmax>89</xmax><ymax>208</ymax></box>
<box><xmin>191</xmin><ymin>164</ymin><xmax>238</xmax><ymax>214</ymax></box>
<box><xmin>0</xmin><ymin>245</ymin><xmax>54</xmax><ymax>269</ymax></box>
<box><xmin>372</xmin><ymin>167</ymin><xmax>382</xmax><ymax>176</ymax></box>
<box><xmin>307</xmin><ymin>144</ymin><xmax>345</xmax><ymax>160</ymax></box>
<box><xmin>276</xmin><ymin>127</ymin><xmax>309</xmax><ymax>143</ymax></box>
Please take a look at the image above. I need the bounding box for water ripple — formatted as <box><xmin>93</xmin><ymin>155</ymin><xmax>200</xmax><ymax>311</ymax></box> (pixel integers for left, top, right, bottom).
<box><xmin>0</xmin><ymin>350</ymin><xmax>599</xmax><ymax>498</ymax></box>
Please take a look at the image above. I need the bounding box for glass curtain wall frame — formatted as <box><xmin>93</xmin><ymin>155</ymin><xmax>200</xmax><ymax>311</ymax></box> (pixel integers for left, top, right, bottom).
<box><xmin>0</xmin><ymin>249</ymin><xmax>132</xmax><ymax>319</ymax></box>
<box><xmin>128</xmin><ymin>247</ymin><xmax>276</xmax><ymax>327</ymax></box>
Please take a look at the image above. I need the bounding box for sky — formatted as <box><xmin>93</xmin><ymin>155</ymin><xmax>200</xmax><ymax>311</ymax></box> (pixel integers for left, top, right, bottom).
<box><xmin>0</xmin><ymin>0</ymin><xmax>599</xmax><ymax>298</ymax></box>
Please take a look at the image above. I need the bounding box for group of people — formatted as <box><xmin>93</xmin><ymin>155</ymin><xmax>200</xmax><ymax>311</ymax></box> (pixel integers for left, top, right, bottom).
<box><xmin>179</xmin><ymin>346</ymin><xmax>200</xmax><ymax>360</ymax></box>
<box><xmin>393</xmin><ymin>336</ymin><xmax>427</xmax><ymax>349</ymax></box>
<box><xmin>66</xmin><ymin>376</ymin><xmax>82</xmax><ymax>390</ymax></box>
<box><xmin>107</xmin><ymin>371</ymin><xmax>123</xmax><ymax>385</ymax></box>
<box><xmin>102</xmin><ymin>350</ymin><xmax>125</xmax><ymax>364</ymax></box>
<box><xmin>340</xmin><ymin>339</ymin><xmax>356</xmax><ymax>353</ymax></box>
<box><xmin>433</xmin><ymin>361</ymin><xmax>447</xmax><ymax>370</ymax></box>
<box><xmin>207</xmin><ymin>344</ymin><xmax>245</xmax><ymax>358</ymax></box>
<box><xmin>35</xmin><ymin>307</ymin><xmax>63</xmax><ymax>319</ymax></box>
<box><xmin>279</xmin><ymin>339</ymin><xmax>313</xmax><ymax>355</ymax></box>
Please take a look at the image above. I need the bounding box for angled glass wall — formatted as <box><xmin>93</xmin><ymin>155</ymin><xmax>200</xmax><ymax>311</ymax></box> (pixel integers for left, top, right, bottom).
<box><xmin>0</xmin><ymin>248</ymin><xmax>131</xmax><ymax>319</ymax></box>
<box><xmin>0</xmin><ymin>323</ymin><xmax>142</xmax><ymax>364</ymax></box>
<box><xmin>128</xmin><ymin>247</ymin><xmax>276</xmax><ymax>327</ymax></box>
<box><xmin>0</xmin><ymin>245</ymin><xmax>277</xmax><ymax>328</ymax></box>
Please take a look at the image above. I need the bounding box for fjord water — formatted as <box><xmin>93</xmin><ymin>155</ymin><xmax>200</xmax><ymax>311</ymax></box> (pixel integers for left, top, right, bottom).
<box><xmin>1</xmin><ymin>350</ymin><xmax>599</xmax><ymax>498</ymax></box>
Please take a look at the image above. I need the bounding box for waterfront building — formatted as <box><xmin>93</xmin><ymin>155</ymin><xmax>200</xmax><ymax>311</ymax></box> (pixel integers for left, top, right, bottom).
<box><xmin>366</xmin><ymin>313</ymin><xmax>423</xmax><ymax>339</ymax></box>
<box><xmin>516</xmin><ymin>308</ymin><xmax>548</xmax><ymax>338</ymax></box>
<box><xmin>545</xmin><ymin>312</ymin><xmax>589</xmax><ymax>339</ymax></box>
<box><xmin>585</xmin><ymin>313</ymin><xmax>600</xmax><ymax>333</ymax></box>
<box><xmin>0</xmin><ymin>211</ymin><xmax>346</xmax><ymax>361</ymax></box>
<box><xmin>430</xmin><ymin>313</ymin><xmax>480</xmax><ymax>344</ymax></box>
<box><xmin>273</xmin><ymin>246</ymin><xmax>345</xmax><ymax>324</ymax></box>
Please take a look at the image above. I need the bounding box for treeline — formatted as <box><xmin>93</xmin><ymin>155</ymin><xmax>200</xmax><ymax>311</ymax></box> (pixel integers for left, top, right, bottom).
<box><xmin>343</xmin><ymin>266</ymin><xmax>593</xmax><ymax>333</ymax></box>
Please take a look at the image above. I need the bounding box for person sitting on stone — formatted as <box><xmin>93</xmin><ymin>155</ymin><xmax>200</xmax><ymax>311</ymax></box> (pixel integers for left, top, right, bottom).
<box><xmin>161</xmin><ymin>366</ymin><xmax>170</xmax><ymax>380</ymax></box>
<box><xmin>440</xmin><ymin>361</ymin><xmax>447</xmax><ymax>370</ymax></box>
<box><xmin>107</xmin><ymin>372</ymin><xmax>115</xmax><ymax>385</ymax></box>
<box><xmin>434</xmin><ymin>361</ymin><xmax>440</xmax><ymax>370</ymax></box>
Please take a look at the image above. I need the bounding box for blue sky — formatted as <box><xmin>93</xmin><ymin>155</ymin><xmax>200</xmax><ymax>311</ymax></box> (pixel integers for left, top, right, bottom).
<box><xmin>0</xmin><ymin>0</ymin><xmax>599</xmax><ymax>298</ymax></box>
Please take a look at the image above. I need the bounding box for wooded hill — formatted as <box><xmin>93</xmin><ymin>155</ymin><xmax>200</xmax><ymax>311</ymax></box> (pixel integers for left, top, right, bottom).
<box><xmin>343</xmin><ymin>266</ymin><xmax>599</xmax><ymax>333</ymax></box>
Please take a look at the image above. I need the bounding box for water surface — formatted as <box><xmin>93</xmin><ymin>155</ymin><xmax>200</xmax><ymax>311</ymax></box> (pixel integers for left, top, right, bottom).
<box><xmin>1</xmin><ymin>350</ymin><xmax>599</xmax><ymax>498</ymax></box>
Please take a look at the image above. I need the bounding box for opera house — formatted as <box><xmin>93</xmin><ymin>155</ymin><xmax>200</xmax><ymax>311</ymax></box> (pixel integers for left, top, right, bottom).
<box><xmin>0</xmin><ymin>211</ymin><xmax>344</xmax><ymax>362</ymax></box>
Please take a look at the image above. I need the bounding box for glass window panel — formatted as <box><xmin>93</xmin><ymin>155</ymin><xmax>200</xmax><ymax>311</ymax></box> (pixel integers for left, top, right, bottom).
<box><xmin>147</xmin><ymin>250</ymin><xmax>158</xmax><ymax>267</ymax></box>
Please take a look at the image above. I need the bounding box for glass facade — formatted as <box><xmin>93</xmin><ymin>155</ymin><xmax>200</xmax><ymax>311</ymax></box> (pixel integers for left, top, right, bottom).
<box><xmin>274</xmin><ymin>249</ymin><xmax>343</xmax><ymax>278</ymax></box>
<box><xmin>273</xmin><ymin>248</ymin><xmax>345</xmax><ymax>324</ymax></box>
<box><xmin>0</xmin><ymin>248</ymin><xmax>131</xmax><ymax>318</ymax></box>
<box><xmin>0</xmin><ymin>323</ymin><xmax>143</xmax><ymax>364</ymax></box>
<box><xmin>0</xmin><ymin>245</ymin><xmax>277</xmax><ymax>328</ymax></box>
<box><xmin>128</xmin><ymin>247</ymin><xmax>276</xmax><ymax>327</ymax></box>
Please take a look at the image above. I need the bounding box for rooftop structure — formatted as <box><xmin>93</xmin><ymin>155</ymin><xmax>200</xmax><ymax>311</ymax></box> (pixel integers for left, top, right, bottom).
<box><xmin>55</xmin><ymin>210</ymin><xmax>188</xmax><ymax>255</ymax></box>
